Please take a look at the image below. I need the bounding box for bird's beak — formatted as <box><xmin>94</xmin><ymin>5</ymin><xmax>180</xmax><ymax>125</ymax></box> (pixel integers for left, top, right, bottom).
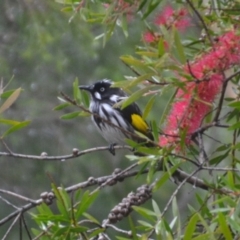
<box><xmin>79</xmin><ymin>84</ymin><xmax>93</xmax><ymax>92</ymax></box>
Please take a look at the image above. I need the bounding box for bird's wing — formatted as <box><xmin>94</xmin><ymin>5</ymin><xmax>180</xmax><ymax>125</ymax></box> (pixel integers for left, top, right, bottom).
<box><xmin>120</xmin><ymin>102</ymin><xmax>153</xmax><ymax>140</ymax></box>
<box><xmin>112</xmin><ymin>89</ymin><xmax>153</xmax><ymax>141</ymax></box>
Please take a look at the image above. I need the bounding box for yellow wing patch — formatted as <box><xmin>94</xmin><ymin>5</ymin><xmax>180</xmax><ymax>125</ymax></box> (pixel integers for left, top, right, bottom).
<box><xmin>131</xmin><ymin>114</ymin><xmax>148</xmax><ymax>134</ymax></box>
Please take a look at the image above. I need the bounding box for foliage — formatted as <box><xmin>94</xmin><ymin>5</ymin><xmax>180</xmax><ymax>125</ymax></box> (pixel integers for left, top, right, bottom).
<box><xmin>1</xmin><ymin>0</ymin><xmax>240</xmax><ymax>239</ymax></box>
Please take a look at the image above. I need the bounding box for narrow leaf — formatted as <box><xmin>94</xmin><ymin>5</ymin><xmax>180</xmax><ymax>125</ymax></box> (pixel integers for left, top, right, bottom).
<box><xmin>76</xmin><ymin>190</ymin><xmax>99</xmax><ymax>219</ymax></box>
<box><xmin>0</xmin><ymin>88</ymin><xmax>22</xmax><ymax>114</ymax></box>
<box><xmin>120</xmin><ymin>86</ymin><xmax>153</xmax><ymax>109</ymax></box>
<box><xmin>143</xmin><ymin>95</ymin><xmax>155</xmax><ymax>119</ymax></box>
<box><xmin>54</xmin><ymin>102</ymin><xmax>71</xmax><ymax>111</ymax></box>
<box><xmin>153</xmin><ymin>162</ymin><xmax>181</xmax><ymax>192</ymax></box>
<box><xmin>0</xmin><ymin>119</ymin><xmax>20</xmax><ymax>126</ymax></box>
<box><xmin>183</xmin><ymin>214</ymin><xmax>198</xmax><ymax>240</ymax></box>
<box><xmin>228</xmin><ymin>122</ymin><xmax>240</xmax><ymax>130</ymax></box>
<box><xmin>60</xmin><ymin>111</ymin><xmax>80</xmax><ymax>120</ymax></box>
<box><xmin>218</xmin><ymin>212</ymin><xmax>232</xmax><ymax>240</ymax></box>
<box><xmin>2</xmin><ymin>121</ymin><xmax>31</xmax><ymax>138</ymax></box>
<box><xmin>128</xmin><ymin>216</ymin><xmax>138</xmax><ymax>240</ymax></box>
<box><xmin>132</xmin><ymin>206</ymin><xmax>156</xmax><ymax>222</ymax></box>
<box><xmin>0</xmin><ymin>90</ymin><xmax>17</xmax><ymax>99</ymax></box>
<box><xmin>73</xmin><ymin>78</ymin><xmax>81</xmax><ymax>104</ymax></box>
<box><xmin>174</xmin><ymin>29</ymin><xmax>186</xmax><ymax>63</ymax></box>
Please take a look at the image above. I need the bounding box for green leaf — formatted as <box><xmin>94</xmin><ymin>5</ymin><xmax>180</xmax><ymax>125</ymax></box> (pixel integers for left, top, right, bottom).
<box><xmin>218</xmin><ymin>212</ymin><xmax>232</xmax><ymax>240</ymax></box>
<box><xmin>138</xmin><ymin>220</ymin><xmax>153</xmax><ymax>228</ymax></box>
<box><xmin>0</xmin><ymin>90</ymin><xmax>18</xmax><ymax>99</ymax></box>
<box><xmin>60</xmin><ymin>111</ymin><xmax>80</xmax><ymax>119</ymax></box>
<box><xmin>61</xmin><ymin>6</ymin><xmax>73</xmax><ymax>12</ymax></box>
<box><xmin>195</xmin><ymin>212</ymin><xmax>212</xmax><ymax>234</ymax></box>
<box><xmin>132</xmin><ymin>206</ymin><xmax>156</xmax><ymax>222</ymax></box>
<box><xmin>153</xmin><ymin>162</ymin><xmax>181</xmax><ymax>192</ymax></box>
<box><xmin>138</xmin><ymin>0</ymin><xmax>148</xmax><ymax>11</ymax></box>
<box><xmin>142</xmin><ymin>0</ymin><xmax>162</xmax><ymax>19</ymax></box>
<box><xmin>73</xmin><ymin>78</ymin><xmax>81</xmax><ymax>104</ymax></box>
<box><xmin>52</xmin><ymin>185</ymin><xmax>69</xmax><ymax>219</ymax></box>
<box><xmin>52</xmin><ymin>226</ymin><xmax>69</xmax><ymax>237</ymax></box>
<box><xmin>81</xmin><ymin>89</ymin><xmax>90</xmax><ymax>107</ymax></box>
<box><xmin>83</xmin><ymin>212</ymin><xmax>99</xmax><ymax>224</ymax></box>
<box><xmin>227</xmin><ymin>171</ymin><xmax>235</xmax><ymax>188</ymax></box>
<box><xmin>152</xmin><ymin>200</ymin><xmax>161</xmax><ymax>217</ymax></box>
<box><xmin>78</xmin><ymin>111</ymin><xmax>91</xmax><ymax>117</ymax></box>
<box><xmin>159</xmin><ymin>89</ymin><xmax>177</xmax><ymax>126</ymax></box>
<box><xmin>120</xmin><ymin>55</ymin><xmax>146</xmax><ymax>67</ymax></box>
<box><xmin>0</xmin><ymin>88</ymin><xmax>22</xmax><ymax>114</ymax></box>
<box><xmin>54</xmin><ymin>102</ymin><xmax>71</xmax><ymax>111</ymax></box>
<box><xmin>209</xmin><ymin>151</ymin><xmax>230</xmax><ymax>165</ymax></box>
<box><xmin>143</xmin><ymin>95</ymin><xmax>155</xmax><ymax>119</ymax></box>
<box><xmin>135</xmin><ymin>51</ymin><xmax>158</xmax><ymax>57</ymax></box>
<box><xmin>128</xmin><ymin>216</ymin><xmax>138</xmax><ymax>240</ymax></box>
<box><xmin>121</xmin><ymin>15</ymin><xmax>128</xmax><ymax>37</ymax></box>
<box><xmin>0</xmin><ymin>118</ymin><xmax>20</xmax><ymax>125</ymax></box>
<box><xmin>228</xmin><ymin>122</ymin><xmax>240</xmax><ymax>130</ymax></box>
<box><xmin>113</xmin><ymin>74</ymin><xmax>154</xmax><ymax>89</ymax></box>
<box><xmin>76</xmin><ymin>190</ymin><xmax>99</xmax><ymax>219</ymax></box>
<box><xmin>151</xmin><ymin>120</ymin><xmax>158</xmax><ymax>142</ymax></box>
<box><xmin>158</xmin><ymin>37</ymin><xmax>166</xmax><ymax>57</ymax></box>
<box><xmin>89</xmin><ymin>228</ymin><xmax>105</xmax><ymax>238</ymax></box>
<box><xmin>120</xmin><ymin>86</ymin><xmax>153</xmax><ymax>109</ymax></box>
<box><xmin>147</xmin><ymin>162</ymin><xmax>155</xmax><ymax>183</ymax></box>
<box><xmin>35</xmin><ymin>202</ymin><xmax>54</xmax><ymax>216</ymax></box>
<box><xmin>2</xmin><ymin>121</ymin><xmax>31</xmax><ymax>138</ymax></box>
<box><xmin>228</xmin><ymin>101</ymin><xmax>240</xmax><ymax>108</ymax></box>
<box><xmin>183</xmin><ymin>214</ymin><xmax>198</xmax><ymax>240</ymax></box>
<box><xmin>172</xmin><ymin>196</ymin><xmax>179</xmax><ymax>223</ymax></box>
<box><xmin>174</xmin><ymin>29</ymin><xmax>186</xmax><ymax>63</ymax></box>
<box><xmin>215</xmin><ymin>144</ymin><xmax>231</xmax><ymax>152</ymax></box>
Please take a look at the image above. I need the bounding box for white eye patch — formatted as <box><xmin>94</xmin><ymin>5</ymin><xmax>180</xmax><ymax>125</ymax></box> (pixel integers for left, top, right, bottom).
<box><xmin>94</xmin><ymin>92</ymin><xmax>101</xmax><ymax>100</ymax></box>
<box><xmin>110</xmin><ymin>95</ymin><xmax>119</xmax><ymax>102</ymax></box>
<box><xmin>110</xmin><ymin>95</ymin><xmax>127</xmax><ymax>102</ymax></box>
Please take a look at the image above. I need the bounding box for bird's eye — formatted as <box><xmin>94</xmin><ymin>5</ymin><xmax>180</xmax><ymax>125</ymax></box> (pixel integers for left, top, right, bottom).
<box><xmin>100</xmin><ymin>87</ymin><xmax>105</xmax><ymax>92</ymax></box>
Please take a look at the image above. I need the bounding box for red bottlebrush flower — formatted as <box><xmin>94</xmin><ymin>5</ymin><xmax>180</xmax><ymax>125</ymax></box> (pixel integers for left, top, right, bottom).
<box><xmin>142</xmin><ymin>31</ymin><xmax>169</xmax><ymax>50</ymax></box>
<box><xmin>154</xmin><ymin>5</ymin><xmax>190</xmax><ymax>31</ymax></box>
<box><xmin>159</xmin><ymin>31</ymin><xmax>240</xmax><ymax>149</ymax></box>
<box><xmin>154</xmin><ymin>5</ymin><xmax>174</xmax><ymax>26</ymax></box>
<box><xmin>143</xmin><ymin>31</ymin><xmax>158</xmax><ymax>43</ymax></box>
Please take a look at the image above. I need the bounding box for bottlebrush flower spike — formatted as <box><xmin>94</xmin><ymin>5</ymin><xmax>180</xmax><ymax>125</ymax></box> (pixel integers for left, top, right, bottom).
<box><xmin>159</xmin><ymin>31</ymin><xmax>240</xmax><ymax>149</ymax></box>
<box><xmin>143</xmin><ymin>31</ymin><xmax>158</xmax><ymax>43</ymax></box>
<box><xmin>154</xmin><ymin>5</ymin><xmax>190</xmax><ymax>31</ymax></box>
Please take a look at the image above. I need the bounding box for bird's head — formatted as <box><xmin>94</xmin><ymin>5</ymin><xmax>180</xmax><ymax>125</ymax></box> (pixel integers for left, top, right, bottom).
<box><xmin>79</xmin><ymin>79</ymin><xmax>123</xmax><ymax>102</ymax></box>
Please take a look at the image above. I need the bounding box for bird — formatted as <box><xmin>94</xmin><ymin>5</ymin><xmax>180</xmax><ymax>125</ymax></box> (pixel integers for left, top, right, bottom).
<box><xmin>79</xmin><ymin>79</ymin><xmax>154</xmax><ymax>155</ymax></box>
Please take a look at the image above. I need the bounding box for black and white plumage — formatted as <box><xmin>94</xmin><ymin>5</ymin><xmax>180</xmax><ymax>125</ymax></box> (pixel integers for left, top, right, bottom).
<box><xmin>79</xmin><ymin>80</ymin><xmax>153</xmax><ymax>152</ymax></box>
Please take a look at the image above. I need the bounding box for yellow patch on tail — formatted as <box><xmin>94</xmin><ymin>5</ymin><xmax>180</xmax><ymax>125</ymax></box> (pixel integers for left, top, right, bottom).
<box><xmin>131</xmin><ymin>114</ymin><xmax>148</xmax><ymax>134</ymax></box>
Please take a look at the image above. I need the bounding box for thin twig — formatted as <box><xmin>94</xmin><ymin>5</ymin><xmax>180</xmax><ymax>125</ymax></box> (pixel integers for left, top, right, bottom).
<box><xmin>0</xmin><ymin>195</ymin><xmax>20</xmax><ymax>210</ymax></box>
<box><xmin>201</xmin><ymin>166</ymin><xmax>240</xmax><ymax>172</ymax></box>
<box><xmin>2</xmin><ymin>213</ymin><xmax>21</xmax><ymax>240</ymax></box>
<box><xmin>21</xmin><ymin>214</ymin><xmax>32</xmax><ymax>240</ymax></box>
<box><xmin>161</xmin><ymin>168</ymin><xmax>201</xmax><ymax>217</ymax></box>
<box><xmin>0</xmin><ymin>160</ymin><xmax>233</xmax><ymax>227</ymax></box>
<box><xmin>214</xmin><ymin>70</ymin><xmax>240</xmax><ymax>121</ymax></box>
<box><xmin>0</xmin><ymin>145</ymin><xmax>132</xmax><ymax>161</ymax></box>
<box><xmin>186</xmin><ymin>0</ymin><xmax>213</xmax><ymax>45</ymax></box>
<box><xmin>0</xmin><ymin>189</ymin><xmax>37</xmax><ymax>204</ymax></box>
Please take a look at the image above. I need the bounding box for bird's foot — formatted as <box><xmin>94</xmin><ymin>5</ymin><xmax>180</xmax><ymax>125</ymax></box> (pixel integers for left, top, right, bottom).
<box><xmin>108</xmin><ymin>143</ymin><xmax>117</xmax><ymax>156</ymax></box>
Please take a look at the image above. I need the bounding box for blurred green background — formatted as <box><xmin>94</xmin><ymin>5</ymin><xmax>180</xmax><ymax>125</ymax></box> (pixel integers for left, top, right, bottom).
<box><xmin>0</xmin><ymin>0</ymin><xmax>202</xmax><ymax>238</ymax></box>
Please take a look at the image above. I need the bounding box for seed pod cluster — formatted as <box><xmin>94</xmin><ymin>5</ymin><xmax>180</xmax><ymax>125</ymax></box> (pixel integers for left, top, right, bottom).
<box><xmin>108</xmin><ymin>185</ymin><xmax>152</xmax><ymax>223</ymax></box>
<box><xmin>40</xmin><ymin>191</ymin><xmax>54</xmax><ymax>205</ymax></box>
